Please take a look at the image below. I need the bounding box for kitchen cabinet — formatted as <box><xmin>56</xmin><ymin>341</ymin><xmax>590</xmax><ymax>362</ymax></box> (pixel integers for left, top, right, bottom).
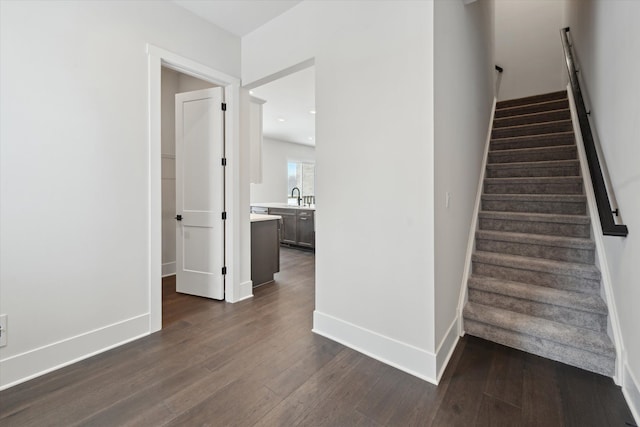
<box><xmin>296</xmin><ymin>210</ymin><xmax>315</xmax><ymax>248</ymax></box>
<box><xmin>267</xmin><ymin>208</ymin><xmax>298</xmax><ymax>245</ymax></box>
<box><xmin>260</xmin><ymin>206</ymin><xmax>315</xmax><ymax>249</ymax></box>
<box><xmin>250</xmin><ymin>214</ymin><xmax>280</xmax><ymax>287</ymax></box>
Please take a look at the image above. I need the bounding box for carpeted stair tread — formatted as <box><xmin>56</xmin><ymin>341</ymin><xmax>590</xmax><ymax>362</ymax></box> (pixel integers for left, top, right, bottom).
<box><xmin>491</xmin><ymin>120</ymin><xmax>573</xmax><ymax>139</ymax></box>
<box><xmin>485</xmin><ymin>176</ymin><xmax>582</xmax><ymax>184</ymax></box>
<box><xmin>484</xmin><ymin>176</ymin><xmax>583</xmax><ymax>195</ymax></box>
<box><xmin>463</xmin><ymin>302</ymin><xmax>614</xmax><ymax>357</ymax></box>
<box><xmin>476</xmin><ymin>230</ymin><xmax>594</xmax><ymax>250</ymax></box>
<box><xmin>468</xmin><ymin>275</ymin><xmax>607</xmax><ymax>314</ymax></box>
<box><xmin>476</xmin><ymin>229</ymin><xmax>594</xmax><ymax>263</ymax></box>
<box><xmin>464</xmin><ymin>317</ymin><xmax>614</xmax><ymax>376</ymax></box>
<box><xmin>488</xmin><ymin>145</ymin><xmax>577</xmax><ymax>163</ymax></box>
<box><xmin>482</xmin><ymin>193</ymin><xmax>586</xmax><ymax>204</ymax></box>
<box><xmin>491</xmin><ymin>132</ymin><xmax>575</xmax><ymax>151</ymax></box>
<box><xmin>481</xmin><ymin>193</ymin><xmax>587</xmax><ymax>215</ymax></box>
<box><xmin>493</xmin><ymin>109</ymin><xmax>571</xmax><ymax>128</ymax></box>
<box><xmin>486</xmin><ymin>159</ymin><xmax>580</xmax><ymax>178</ymax></box>
<box><xmin>487</xmin><ymin>159</ymin><xmax>579</xmax><ymax>170</ymax></box>
<box><xmin>495</xmin><ymin>99</ymin><xmax>569</xmax><ymax>118</ymax></box>
<box><xmin>496</xmin><ymin>91</ymin><xmax>568</xmax><ymax>109</ymax></box>
<box><xmin>472</xmin><ymin>251</ymin><xmax>601</xmax><ymax>281</ymax></box>
<box><xmin>479</xmin><ymin>210</ymin><xmax>590</xmax><ymax>224</ymax></box>
<box><xmin>465</xmin><ymin>303</ymin><xmax>613</xmax><ymax>355</ymax></box>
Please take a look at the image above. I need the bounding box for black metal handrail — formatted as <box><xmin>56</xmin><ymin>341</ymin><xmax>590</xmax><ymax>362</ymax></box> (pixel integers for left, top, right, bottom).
<box><xmin>560</xmin><ymin>27</ymin><xmax>628</xmax><ymax>237</ymax></box>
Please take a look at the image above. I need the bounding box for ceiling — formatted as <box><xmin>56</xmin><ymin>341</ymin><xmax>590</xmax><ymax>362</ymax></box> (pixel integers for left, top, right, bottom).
<box><xmin>173</xmin><ymin>0</ymin><xmax>302</xmax><ymax>37</ymax></box>
<box><xmin>173</xmin><ymin>0</ymin><xmax>314</xmax><ymax>146</ymax></box>
<box><xmin>250</xmin><ymin>67</ymin><xmax>315</xmax><ymax>146</ymax></box>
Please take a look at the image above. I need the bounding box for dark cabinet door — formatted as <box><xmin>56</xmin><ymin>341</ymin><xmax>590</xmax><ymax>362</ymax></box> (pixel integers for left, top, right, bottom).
<box><xmin>250</xmin><ymin>219</ymin><xmax>280</xmax><ymax>286</ymax></box>
<box><xmin>297</xmin><ymin>210</ymin><xmax>315</xmax><ymax>247</ymax></box>
<box><xmin>268</xmin><ymin>209</ymin><xmax>297</xmax><ymax>244</ymax></box>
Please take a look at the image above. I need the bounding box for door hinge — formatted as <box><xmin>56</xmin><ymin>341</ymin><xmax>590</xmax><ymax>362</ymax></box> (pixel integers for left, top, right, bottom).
<box><xmin>222</xmin><ymin>211</ymin><xmax>227</xmax><ymax>220</ymax></box>
<box><xmin>222</xmin><ymin>266</ymin><xmax>227</xmax><ymax>275</ymax></box>
<box><xmin>221</xmin><ymin>102</ymin><xmax>227</xmax><ymax>111</ymax></box>
<box><xmin>221</xmin><ymin>157</ymin><xmax>227</xmax><ymax>166</ymax></box>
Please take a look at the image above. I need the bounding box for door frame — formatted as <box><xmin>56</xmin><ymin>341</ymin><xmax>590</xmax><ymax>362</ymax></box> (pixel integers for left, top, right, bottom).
<box><xmin>147</xmin><ymin>44</ymin><xmax>240</xmax><ymax>332</ymax></box>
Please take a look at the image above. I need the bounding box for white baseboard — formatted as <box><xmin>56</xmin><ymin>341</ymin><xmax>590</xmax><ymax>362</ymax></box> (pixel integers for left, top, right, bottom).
<box><xmin>436</xmin><ymin>316</ymin><xmax>460</xmax><ymax>382</ymax></box>
<box><xmin>623</xmin><ymin>360</ymin><xmax>640</xmax><ymax>426</ymax></box>
<box><xmin>162</xmin><ymin>262</ymin><xmax>176</xmax><ymax>277</ymax></box>
<box><xmin>229</xmin><ymin>280</ymin><xmax>253</xmax><ymax>303</ymax></box>
<box><xmin>0</xmin><ymin>314</ymin><xmax>149</xmax><ymax>390</ymax></box>
<box><xmin>312</xmin><ymin>310</ymin><xmax>438</xmax><ymax>384</ymax></box>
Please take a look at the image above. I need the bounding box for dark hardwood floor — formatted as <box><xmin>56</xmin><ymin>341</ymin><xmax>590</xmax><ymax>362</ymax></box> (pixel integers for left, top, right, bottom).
<box><xmin>0</xmin><ymin>247</ymin><xmax>635</xmax><ymax>426</ymax></box>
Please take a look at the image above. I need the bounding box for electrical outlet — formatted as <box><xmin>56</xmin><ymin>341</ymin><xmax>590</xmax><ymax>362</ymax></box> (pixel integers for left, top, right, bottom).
<box><xmin>0</xmin><ymin>314</ymin><xmax>7</xmax><ymax>347</ymax></box>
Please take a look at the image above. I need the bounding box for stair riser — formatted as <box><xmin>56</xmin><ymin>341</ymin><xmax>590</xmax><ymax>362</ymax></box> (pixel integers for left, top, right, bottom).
<box><xmin>492</xmin><ymin>121</ymin><xmax>573</xmax><ymax>139</ymax></box>
<box><xmin>479</xmin><ymin>217</ymin><xmax>590</xmax><ymax>238</ymax></box>
<box><xmin>495</xmin><ymin>99</ymin><xmax>569</xmax><ymax>118</ymax></box>
<box><xmin>497</xmin><ymin>91</ymin><xmax>568</xmax><ymax>109</ymax></box>
<box><xmin>481</xmin><ymin>199</ymin><xmax>586</xmax><ymax>215</ymax></box>
<box><xmin>491</xmin><ymin>134</ymin><xmax>575</xmax><ymax>151</ymax></box>
<box><xmin>484</xmin><ymin>181</ymin><xmax>583</xmax><ymax>195</ymax></box>
<box><xmin>472</xmin><ymin>262</ymin><xmax>601</xmax><ymax>293</ymax></box>
<box><xmin>486</xmin><ymin>164</ymin><xmax>580</xmax><ymax>178</ymax></box>
<box><xmin>468</xmin><ymin>289</ymin><xmax>606</xmax><ymax>332</ymax></box>
<box><xmin>463</xmin><ymin>320</ymin><xmax>614</xmax><ymax>377</ymax></box>
<box><xmin>489</xmin><ymin>147</ymin><xmax>577</xmax><ymax>163</ymax></box>
<box><xmin>476</xmin><ymin>238</ymin><xmax>595</xmax><ymax>264</ymax></box>
<box><xmin>494</xmin><ymin>110</ymin><xmax>571</xmax><ymax>128</ymax></box>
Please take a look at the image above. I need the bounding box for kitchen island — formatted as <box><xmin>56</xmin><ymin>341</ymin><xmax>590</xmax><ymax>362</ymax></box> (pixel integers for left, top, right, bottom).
<box><xmin>251</xmin><ymin>204</ymin><xmax>315</xmax><ymax>249</ymax></box>
<box><xmin>250</xmin><ymin>213</ymin><xmax>281</xmax><ymax>287</ymax></box>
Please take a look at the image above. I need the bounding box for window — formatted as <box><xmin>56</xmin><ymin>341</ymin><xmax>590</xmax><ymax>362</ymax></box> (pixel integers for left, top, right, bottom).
<box><xmin>287</xmin><ymin>161</ymin><xmax>315</xmax><ymax>205</ymax></box>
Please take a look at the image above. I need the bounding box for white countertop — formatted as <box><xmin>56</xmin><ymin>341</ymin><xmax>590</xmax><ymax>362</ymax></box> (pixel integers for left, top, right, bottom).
<box><xmin>251</xmin><ymin>202</ymin><xmax>315</xmax><ymax>210</ymax></box>
<box><xmin>250</xmin><ymin>213</ymin><xmax>282</xmax><ymax>222</ymax></box>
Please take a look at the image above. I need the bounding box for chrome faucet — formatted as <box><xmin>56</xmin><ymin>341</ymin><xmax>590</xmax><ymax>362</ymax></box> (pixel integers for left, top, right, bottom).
<box><xmin>291</xmin><ymin>187</ymin><xmax>302</xmax><ymax>206</ymax></box>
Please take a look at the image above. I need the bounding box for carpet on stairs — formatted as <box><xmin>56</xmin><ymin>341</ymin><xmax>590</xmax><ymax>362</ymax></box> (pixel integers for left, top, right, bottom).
<box><xmin>463</xmin><ymin>90</ymin><xmax>616</xmax><ymax>377</ymax></box>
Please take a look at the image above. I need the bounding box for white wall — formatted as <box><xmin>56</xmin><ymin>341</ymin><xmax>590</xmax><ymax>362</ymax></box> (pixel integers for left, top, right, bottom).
<box><xmin>161</xmin><ymin>67</ymin><xmax>215</xmax><ymax>277</ymax></box>
<box><xmin>495</xmin><ymin>0</ymin><xmax>566</xmax><ymax>100</ymax></box>
<box><xmin>0</xmin><ymin>0</ymin><xmax>239</xmax><ymax>388</ymax></box>
<box><xmin>564</xmin><ymin>0</ymin><xmax>640</xmax><ymax>421</ymax></box>
<box><xmin>250</xmin><ymin>138</ymin><xmax>315</xmax><ymax>205</ymax></box>
<box><xmin>243</xmin><ymin>1</ymin><xmax>438</xmax><ymax>381</ymax></box>
<box><xmin>434</xmin><ymin>0</ymin><xmax>495</xmax><ymax>372</ymax></box>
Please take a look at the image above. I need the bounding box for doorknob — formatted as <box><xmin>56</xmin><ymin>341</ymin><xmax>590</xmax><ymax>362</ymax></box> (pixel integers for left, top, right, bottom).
<box><xmin>175</xmin><ymin>214</ymin><xmax>183</xmax><ymax>221</ymax></box>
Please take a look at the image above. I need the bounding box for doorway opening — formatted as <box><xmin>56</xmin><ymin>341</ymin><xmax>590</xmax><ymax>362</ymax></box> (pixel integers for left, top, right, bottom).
<box><xmin>147</xmin><ymin>45</ymin><xmax>240</xmax><ymax>333</ymax></box>
<box><xmin>246</xmin><ymin>63</ymin><xmax>316</xmax><ymax>302</ymax></box>
<box><xmin>160</xmin><ymin>67</ymin><xmax>223</xmax><ymax>327</ymax></box>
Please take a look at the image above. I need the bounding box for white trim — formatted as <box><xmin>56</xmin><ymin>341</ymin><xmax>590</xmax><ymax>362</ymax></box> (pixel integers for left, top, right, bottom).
<box><xmin>623</xmin><ymin>357</ymin><xmax>640</xmax><ymax>426</ymax></box>
<box><xmin>435</xmin><ymin>316</ymin><xmax>460</xmax><ymax>382</ymax></box>
<box><xmin>566</xmin><ymin>84</ymin><xmax>624</xmax><ymax>384</ymax></box>
<box><xmin>456</xmin><ymin>97</ymin><xmax>498</xmax><ymax>336</ymax></box>
<box><xmin>162</xmin><ymin>262</ymin><xmax>176</xmax><ymax>277</ymax></box>
<box><xmin>235</xmin><ymin>280</ymin><xmax>254</xmax><ymax>302</ymax></box>
<box><xmin>147</xmin><ymin>45</ymin><xmax>237</xmax><ymax>87</ymax></box>
<box><xmin>0</xmin><ymin>314</ymin><xmax>149</xmax><ymax>390</ymax></box>
<box><xmin>147</xmin><ymin>44</ymin><xmax>241</xmax><ymax>330</ymax></box>
<box><xmin>243</xmin><ymin>58</ymin><xmax>315</xmax><ymax>90</ymax></box>
<box><xmin>312</xmin><ymin>311</ymin><xmax>438</xmax><ymax>384</ymax></box>
<box><xmin>224</xmin><ymin>80</ymin><xmax>242</xmax><ymax>303</ymax></box>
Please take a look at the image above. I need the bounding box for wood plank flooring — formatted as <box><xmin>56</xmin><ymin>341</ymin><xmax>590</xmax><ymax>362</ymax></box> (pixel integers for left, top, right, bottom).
<box><xmin>0</xmin><ymin>247</ymin><xmax>635</xmax><ymax>426</ymax></box>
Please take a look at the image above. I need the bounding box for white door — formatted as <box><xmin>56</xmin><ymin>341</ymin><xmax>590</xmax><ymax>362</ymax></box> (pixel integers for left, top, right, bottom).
<box><xmin>175</xmin><ymin>87</ymin><xmax>225</xmax><ymax>300</ymax></box>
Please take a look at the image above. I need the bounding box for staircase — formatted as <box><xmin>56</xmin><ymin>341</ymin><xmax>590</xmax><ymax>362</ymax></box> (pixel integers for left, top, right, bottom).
<box><xmin>463</xmin><ymin>90</ymin><xmax>616</xmax><ymax>377</ymax></box>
